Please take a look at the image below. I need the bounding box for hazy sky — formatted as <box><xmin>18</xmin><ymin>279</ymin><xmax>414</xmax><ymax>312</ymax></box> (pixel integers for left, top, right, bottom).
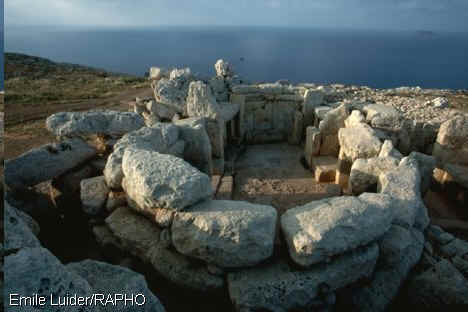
<box><xmin>4</xmin><ymin>0</ymin><xmax>468</xmax><ymax>32</ymax></box>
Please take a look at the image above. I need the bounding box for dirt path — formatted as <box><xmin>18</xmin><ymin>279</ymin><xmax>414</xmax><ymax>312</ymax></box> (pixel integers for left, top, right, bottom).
<box><xmin>4</xmin><ymin>87</ymin><xmax>152</xmax><ymax>159</ymax></box>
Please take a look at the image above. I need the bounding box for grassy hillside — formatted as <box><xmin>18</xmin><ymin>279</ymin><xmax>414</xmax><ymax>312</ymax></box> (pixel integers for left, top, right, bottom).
<box><xmin>5</xmin><ymin>52</ymin><xmax>147</xmax><ymax>109</ymax></box>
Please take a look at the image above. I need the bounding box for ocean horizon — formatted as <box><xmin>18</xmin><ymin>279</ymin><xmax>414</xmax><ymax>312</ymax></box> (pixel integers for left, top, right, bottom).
<box><xmin>4</xmin><ymin>25</ymin><xmax>468</xmax><ymax>90</ymax></box>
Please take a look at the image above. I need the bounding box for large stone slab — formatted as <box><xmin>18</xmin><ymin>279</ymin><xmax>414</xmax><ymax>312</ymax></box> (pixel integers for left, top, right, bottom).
<box><xmin>304</xmin><ymin>126</ymin><xmax>321</xmax><ymax>167</ymax></box>
<box><xmin>349</xmin><ymin>227</ymin><xmax>425</xmax><ymax>312</ymax></box>
<box><xmin>228</xmin><ymin>243</ymin><xmax>379</xmax><ymax>312</ymax></box>
<box><xmin>4</xmin><ymin>202</ymin><xmax>41</xmax><ymax>254</ymax></box>
<box><xmin>104</xmin><ymin>124</ymin><xmax>184</xmax><ymax>189</ymax></box>
<box><xmin>66</xmin><ymin>260</ymin><xmax>166</xmax><ymax>312</ymax></box>
<box><xmin>378</xmin><ymin>157</ymin><xmax>429</xmax><ymax>229</ymax></box>
<box><xmin>302</xmin><ymin>89</ymin><xmax>324</xmax><ymax>126</ymax></box>
<box><xmin>186</xmin><ymin>81</ymin><xmax>221</xmax><ymax>119</ymax></box>
<box><xmin>318</xmin><ymin>103</ymin><xmax>349</xmax><ymax>135</ymax></box>
<box><xmin>106</xmin><ymin>207</ymin><xmax>224</xmax><ymax>291</ymax></box>
<box><xmin>338</xmin><ymin>124</ymin><xmax>382</xmax><ymax>163</ymax></box>
<box><xmin>5</xmin><ymin>138</ymin><xmax>96</xmax><ymax>190</ymax></box>
<box><xmin>349</xmin><ymin>157</ymin><xmax>399</xmax><ymax>195</ymax></box>
<box><xmin>174</xmin><ymin>117</ymin><xmax>213</xmax><ymax>176</ymax></box>
<box><xmin>122</xmin><ymin>149</ymin><xmax>212</xmax><ymax>218</ymax></box>
<box><xmin>171</xmin><ymin>200</ymin><xmax>277</xmax><ymax>268</ymax></box>
<box><xmin>4</xmin><ymin>247</ymin><xmax>97</xmax><ymax>312</ymax></box>
<box><xmin>46</xmin><ymin>111</ymin><xmax>145</xmax><ymax>138</ymax></box>
<box><xmin>152</xmin><ymin>77</ymin><xmax>192</xmax><ymax>113</ymax></box>
<box><xmin>281</xmin><ymin>193</ymin><xmax>393</xmax><ymax>267</ymax></box>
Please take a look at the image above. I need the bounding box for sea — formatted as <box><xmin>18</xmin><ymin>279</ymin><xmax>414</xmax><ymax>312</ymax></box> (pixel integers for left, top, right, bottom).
<box><xmin>3</xmin><ymin>26</ymin><xmax>468</xmax><ymax>90</ymax></box>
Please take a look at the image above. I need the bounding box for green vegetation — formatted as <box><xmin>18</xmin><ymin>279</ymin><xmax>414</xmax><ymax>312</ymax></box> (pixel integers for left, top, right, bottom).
<box><xmin>5</xmin><ymin>53</ymin><xmax>147</xmax><ymax>106</ymax></box>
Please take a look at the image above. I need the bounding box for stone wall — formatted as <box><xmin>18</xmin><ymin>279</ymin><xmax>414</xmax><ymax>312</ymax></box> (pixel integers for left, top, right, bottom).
<box><xmin>231</xmin><ymin>84</ymin><xmax>307</xmax><ymax>144</ymax></box>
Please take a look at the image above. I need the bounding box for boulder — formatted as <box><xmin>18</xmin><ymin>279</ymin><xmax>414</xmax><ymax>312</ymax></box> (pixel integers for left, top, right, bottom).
<box><xmin>80</xmin><ymin>176</ymin><xmax>110</xmax><ymax>215</ymax></box>
<box><xmin>378</xmin><ymin>140</ymin><xmax>403</xmax><ymax>160</ymax></box>
<box><xmin>4</xmin><ymin>202</ymin><xmax>41</xmax><ymax>253</ymax></box>
<box><xmin>304</xmin><ymin>127</ymin><xmax>321</xmax><ymax>167</ymax></box>
<box><xmin>281</xmin><ymin>193</ymin><xmax>393</xmax><ymax>267</ymax></box>
<box><xmin>5</xmin><ymin>138</ymin><xmax>96</xmax><ymax>190</ymax></box>
<box><xmin>344</xmin><ymin>110</ymin><xmax>365</xmax><ymax>128</ymax></box>
<box><xmin>66</xmin><ymin>260</ymin><xmax>166</xmax><ymax>312</ymax></box>
<box><xmin>46</xmin><ymin>111</ymin><xmax>145</xmax><ymax>138</ymax></box>
<box><xmin>4</xmin><ymin>247</ymin><xmax>96</xmax><ymax>312</ymax></box>
<box><xmin>349</xmin><ymin>157</ymin><xmax>399</xmax><ymax>195</ymax></box>
<box><xmin>319</xmin><ymin>103</ymin><xmax>349</xmax><ymax>135</ymax></box>
<box><xmin>209</xmin><ymin>76</ymin><xmax>229</xmax><ymax>102</ymax></box>
<box><xmin>215</xmin><ymin>59</ymin><xmax>234</xmax><ymax>77</ymax></box>
<box><xmin>152</xmin><ymin>78</ymin><xmax>190</xmax><ymax>113</ymax></box>
<box><xmin>169</xmin><ymin>68</ymin><xmax>192</xmax><ymax>80</ymax></box>
<box><xmin>104</xmin><ymin>124</ymin><xmax>184</xmax><ymax>189</ymax></box>
<box><xmin>174</xmin><ymin>117</ymin><xmax>213</xmax><ymax>176</ymax></box>
<box><xmin>122</xmin><ymin>149</ymin><xmax>212</xmax><ymax>219</ymax></box>
<box><xmin>363</xmin><ymin>104</ymin><xmax>400</xmax><ymax>128</ymax></box>
<box><xmin>378</xmin><ymin>157</ymin><xmax>429</xmax><ymax>230</ymax></box>
<box><xmin>146</xmin><ymin>101</ymin><xmax>178</xmax><ymax>120</ymax></box>
<box><xmin>432</xmin><ymin>115</ymin><xmax>468</xmax><ymax>166</ymax></box>
<box><xmin>228</xmin><ymin>243</ymin><xmax>378</xmax><ymax>312</ymax></box>
<box><xmin>302</xmin><ymin>89</ymin><xmax>324</xmax><ymax>126</ymax></box>
<box><xmin>338</xmin><ymin>124</ymin><xmax>382</xmax><ymax>163</ymax></box>
<box><xmin>186</xmin><ymin>81</ymin><xmax>222</xmax><ymax>119</ymax></box>
<box><xmin>408</xmin><ymin>151</ymin><xmax>436</xmax><ymax>194</ymax></box>
<box><xmin>171</xmin><ymin>200</ymin><xmax>277</xmax><ymax>268</ymax></box>
<box><xmin>407</xmin><ymin>259</ymin><xmax>468</xmax><ymax>307</ymax></box>
<box><xmin>349</xmin><ymin>227</ymin><xmax>424</xmax><ymax>312</ymax></box>
<box><xmin>106</xmin><ymin>207</ymin><xmax>224</xmax><ymax>291</ymax></box>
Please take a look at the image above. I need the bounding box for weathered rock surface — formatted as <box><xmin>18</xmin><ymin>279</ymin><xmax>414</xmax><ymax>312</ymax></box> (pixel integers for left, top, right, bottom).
<box><xmin>186</xmin><ymin>81</ymin><xmax>221</xmax><ymax>119</ymax></box>
<box><xmin>407</xmin><ymin>259</ymin><xmax>468</xmax><ymax>307</ymax></box>
<box><xmin>349</xmin><ymin>227</ymin><xmax>425</xmax><ymax>311</ymax></box>
<box><xmin>281</xmin><ymin>193</ymin><xmax>393</xmax><ymax>267</ymax></box>
<box><xmin>338</xmin><ymin>124</ymin><xmax>382</xmax><ymax>162</ymax></box>
<box><xmin>106</xmin><ymin>207</ymin><xmax>224</xmax><ymax>291</ymax></box>
<box><xmin>378</xmin><ymin>139</ymin><xmax>403</xmax><ymax>160</ymax></box>
<box><xmin>172</xmin><ymin>200</ymin><xmax>277</xmax><ymax>268</ymax></box>
<box><xmin>363</xmin><ymin>103</ymin><xmax>400</xmax><ymax>129</ymax></box>
<box><xmin>146</xmin><ymin>101</ymin><xmax>178</xmax><ymax>120</ymax></box>
<box><xmin>67</xmin><ymin>260</ymin><xmax>166</xmax><ymax>312</ymax></box>
<box><xmin>149</xmin><ymin>66</ymin><xmax>167</xmax><ymax>80</ymax></box>
<box><xmin>228</xmin><ymin>243</ymin><xmax>379</xmax><ymax>312</ymax></box>
<box><xmin>4</xmin><ymin>247</ymin><xmax>97</xmax><ymax>312</ymax></box>
<box><xmin>104</xmin><ymin>124</ymin><xmax>184</xmax><ymax>189</ymax></box>
<box><xmin>80</xmin><ymin>176</ymin><xmax>110</xmax><ymax>215</ymax></box>
<box><xmin>344</xmin><ymin>110</ymin><xmax>365</xmax><ymax>128</ymax></box>
<box><xmin>319</xmin><ymin>103</ymin><xmax>349</xmax><ymax>135</ymax></box>
<box><xmin>302</xmin><ymin>89</ymin><xmax>324</xmax><ymax>126</ymax></box>
<box><xmin>432</xmin><ymin>115</ymin><xmax>468</xmax><ymax>166</ymax></box>
<box><xmin>408</xmin><ymin>151</ymin><xmax>436</xmax><ymax>194</ymax></box>
<box><xmin>349</xmin><ymin>157</ymin><xmax>399</xmax><ymax>195</ymax></box>
<box><xmin>174</xmin><ymin>117</ymin><xmax>213</xmax><ymax>175</ymax></box>
<box><xmin>46</xmin><ymin>111</ymin><xmax>145</xmax><ymax>138</ymax></box>
<box><xmin>378</xmin><ymin>157</ymin><xmax>429</xmax><ymax>230</ymax></box>
<box><xmin>304</xmin><ymin>126</ymin><xmax>321</xmax><ymax>166</ymax></box>
<box><xmin>5</xmin><ymin>138</ymin><xmax>96</xmax><ymax>190</ymax></box>
<box><xmin>122</xmin><ymin>149</ymin><xmax>212</xmax><ymax>218</ymax></box>
<box><xmin>4</xmin><ymin>202</ymin><xmax>41</xmax><ymax>253</ymax></box>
